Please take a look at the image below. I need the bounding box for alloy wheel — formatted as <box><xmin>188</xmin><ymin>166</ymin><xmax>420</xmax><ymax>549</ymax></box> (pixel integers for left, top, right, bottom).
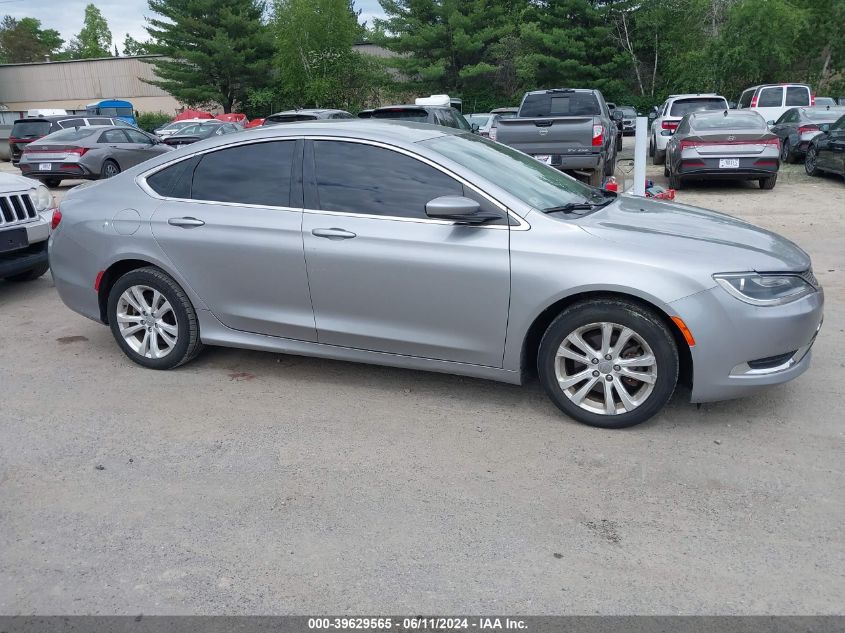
<box><xmin>554</xmin><ymin>321</ymin><xmax>657</xmax><ymax>415</ymax></box>
<box><xmin>116</xmin><ymin>285</ymin><xmax>179</xmax><ymax>359</ymax></box>
<box><xmin>103</xmin><ymin>162</ymin><xmax>119</xmax><ymax>178</ymax></box>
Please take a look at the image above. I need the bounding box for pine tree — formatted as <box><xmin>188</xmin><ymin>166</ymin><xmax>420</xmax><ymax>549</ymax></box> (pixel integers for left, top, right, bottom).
<box><xmin>67</xmin><ymin>4</ymin><xmax>112</xmax><ymax>59</ymax></box>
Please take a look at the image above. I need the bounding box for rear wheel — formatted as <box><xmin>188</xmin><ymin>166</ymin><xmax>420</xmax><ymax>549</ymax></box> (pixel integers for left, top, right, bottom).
<box><xmin>805</xmin><ymin>146</ymin><xmax>820</xmax><ymax>176</ymax></box>
<box><xmin>649</xmin><ymin>136</ymin><xmax>655</xmax><ymax>157</ymax></box>
<box><xmin>668</xmin><ymin>166</ymin><xmax>683</xmax><ymax>190</ymax></box>
<box><xmin>780</xmin><ymin>139</ymin><xmax>794</xmax><ymax>163</ymax></box>
<box><xmin>107</xmin><ymin>267</ymin><xmax>203</xmax><ymax>369</ymax></box>
<box><xmin>759</xmin><ymin>175</ymin><xmax>777</xmax><ymax>190</ymax></box>
<box><xmin>43</xmin><ymin>177</ymin><xmax>61</xmax><ymax>188</ymax></box>
<box><xmin>653</xmin><ymin>146</ymin><xmax>665</xmax><ymax>166</ymax></box>
<box><xmin>588</xmin><ymin>164</ymin><xmax>604</xmax><ymax>187</ymax></box>
<box><xmin>537</xmin><ymin>299</ymin><xmax>679</xmax><ymax>429</ymax></box>
<box><xmin>101</xmin><ymin>159</ymin><xmax>120</xmax><ymax>179</ymax></box>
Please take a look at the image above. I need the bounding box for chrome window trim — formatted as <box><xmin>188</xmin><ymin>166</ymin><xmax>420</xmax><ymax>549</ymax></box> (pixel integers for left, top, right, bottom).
<box><xmin>135</xmin><ymin>135</ymin><xmax>530</xmax><ymax>231</ymax></box>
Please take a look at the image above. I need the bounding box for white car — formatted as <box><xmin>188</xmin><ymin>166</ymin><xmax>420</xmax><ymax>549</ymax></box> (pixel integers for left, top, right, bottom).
<box><xmin>649</xmin><ymin>94</ymin><xmax>729</xmax><ymax>165</ymax></box>
<box><xmin>154</xmin><ymin>119</ymin><xmax>212</xmax><ymax>138</ymax></box>
<box><xmin>737</xmin><ymin>84</ymin><xmax>813</xmax><ymax>124</ymax></box>
<box><xmin>0</xmin><ymin>172</ymin><xmax>53</xmax><ymax>282</ymax></box>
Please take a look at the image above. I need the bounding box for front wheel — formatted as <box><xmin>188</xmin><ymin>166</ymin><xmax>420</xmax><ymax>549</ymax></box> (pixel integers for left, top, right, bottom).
<box><xmin>537</xmin><ymin>299</ymin><xmax>679</xmax><ymax>429</ymax></box>
<box><xmin>805</xmin><ymin>146</ymin><xmax>820</xmax><ymax>176</ymax></box>
<box><xmin>107</xmin><ymin>267</ymin><xmax>203</xmax><ymax>369</ymax></box>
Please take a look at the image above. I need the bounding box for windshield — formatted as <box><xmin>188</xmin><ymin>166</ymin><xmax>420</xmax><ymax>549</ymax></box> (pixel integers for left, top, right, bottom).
<box><xmin>11</xmin><ymin>121</ymin><xmax>51</xmax><ymax>138</ymax></box>
<box><xmin>422</xmin><ymin>133</ymin><xmax>599</xmax><ymax>211</ymax></box>
<box><xmin>621</xmin><ymin>107</ymin><xmax>637</xmax><ymax>116</ymax></box>
<box><xmin>39</xmin><ymin>127</ymin><xmax>98</xmax><ymax>143</ymax></box>
<box><xmin>691</xmin><ymin>114</ymin><xmax>765</xmax><ymax>131</ymax></box>
<box><xmin>372</xmin><ymin>108</ymin><xmax>429</xmax><ymax>123</ymax></box>
<box><xmin>670</xmin><ymin>98</ymin><xmax>727</xmax><ymax>117</ymax></box>
<box><xmin>468</xmin><ymin>114</ymin><xmax>491</xmax><ymax>127</ymax></box>
<box><xmin>520</xmin><ymin>91</ymin><xmax>601</xmax><ymax>117</ymax></box>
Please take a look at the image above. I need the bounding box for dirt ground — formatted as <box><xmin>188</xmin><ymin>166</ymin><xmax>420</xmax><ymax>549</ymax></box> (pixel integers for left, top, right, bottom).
<box><xmin>1</xmin><ymin>138</ymin><xmax>843</xmax><ymax>615</ymax></box>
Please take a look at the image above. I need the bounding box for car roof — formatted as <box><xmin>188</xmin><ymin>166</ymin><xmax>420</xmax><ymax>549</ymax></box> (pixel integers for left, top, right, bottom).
<box><xmin>744</xmin><ymin>84</ymin><xmax>810</xmax><ymax>91</ymax></box>
<box><xmin>689</xmin><ymin>109</ymin><xmax>759</xmax><ymax>118</ymax></box>
<box><xmin>667</xmin><ymin>93</ymin><xmax>722</xmax><ymax>99</ymax></box>
<box><xmin>13</xmin><ymin>114</ymin><xmax>114</xmax><ymax>124</ymax></box>
<box><xmin>374</xmin><ymin>104</ymin><xmax>446</xmax><ymax>111</ymax></box>
<box><xmin>268</xmin><ymin>109</ymin><xmax>346</xmax><ymax>116</ymax></box>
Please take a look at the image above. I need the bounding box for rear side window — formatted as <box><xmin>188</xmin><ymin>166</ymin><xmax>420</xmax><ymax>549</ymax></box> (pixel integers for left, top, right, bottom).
<box><xmin>146</xmin><ymin>155</ymin><xmax>201</xmax><ymax>199</ymax></box>
<box><xmin>785</xmin><ymin>86</ymin><xmax>810</xmax><ymax>106</ymax></box>
<box><xmin>125</xmin><ymin>129</ymin><xmax>153</xmax><ymax>143</ymax></box>
<box><xmin>371</xmin><ymin>108</ymin><xmax>430</xmax><ymax>123</ymax></box>
<box><xmin>99</xmin><ymin>129</ymin><xmax>129</xmax><ymax>143</ymax></box>
<box><xmin>738</xmin><ymin>90</ymin><xmax>754</xmax><ymax>109</ymax></box>
<box><xmin>11</xmin><ymin>120</ymin><xmax>51</xmax><ymax>138</ymax></box>
<box><xmin>520</xmin><ymin>92</ymin><xmax>601</xmax><ymax>117</ymax></box>
<box><xmin>757</xmin><ymin>87</ymin><xmax>783</xmax><ymax>107</ymax></box>
<box><xmin>58</xmin><ymin>118</ymin><xmax>86</xmax><ymax>129</ymax></box>
<box><xmin>313</xmin><ymin>140</ymin><xmax>463</xmax><ymax>219</ymax></box>
<box><xmin>669</xmin><ymin>98</ymin><xmax>727</xmax><ymax>116</ymax></box>
<box><xmin>191</xmin><ymin>141</ymin><xmax>296</xmax><ymax>207</ymax></box>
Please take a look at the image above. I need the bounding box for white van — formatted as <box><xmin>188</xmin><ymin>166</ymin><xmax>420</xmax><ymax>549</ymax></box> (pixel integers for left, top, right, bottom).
<box><xmin>25</xmin><ymin>108</ymin><xmax>68</xmax><ymax>117</ymax></box>
<box><xmin>737</xmin><ymin>84</ymin><xmax>813</xmax><ymax>123</ymax></box>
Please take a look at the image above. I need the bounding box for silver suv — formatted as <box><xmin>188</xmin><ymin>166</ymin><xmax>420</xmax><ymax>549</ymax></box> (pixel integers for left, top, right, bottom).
<box><xmin>649</xmin><ymin>94</ymin><xmax>729</xmax><ymax>165</ymax></box>
<box><xmin>0</xmin><ymin>173</ymin><xmax>52</xmax><ymax>282</ymax></box>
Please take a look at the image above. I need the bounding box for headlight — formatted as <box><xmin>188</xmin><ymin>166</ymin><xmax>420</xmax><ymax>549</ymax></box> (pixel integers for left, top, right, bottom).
<box><xmin>31</xmin><ymin>185</ymin><xmax>54</xmax><ymax>212</ymax></box>
<box><xmin>713</xmin><ymin>272</ymin><xmax>815</xmax><ymax>306</ymax></box>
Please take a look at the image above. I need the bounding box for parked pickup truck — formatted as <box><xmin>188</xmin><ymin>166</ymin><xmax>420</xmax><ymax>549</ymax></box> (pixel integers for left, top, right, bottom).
<box><xmin>0</xmin><ymin>173</ymin><xmax>53</xmax><ymax>282</ymax></box>
<box><xmin>495</xmin><ymin>88</ymin><xmax>622</xmax><ymax>186</ymax></box>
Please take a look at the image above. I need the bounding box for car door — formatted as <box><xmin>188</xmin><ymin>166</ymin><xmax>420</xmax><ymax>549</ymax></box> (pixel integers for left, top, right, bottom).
<box><xmin>97</xmin><ymin>128</ymin><xmax>135</xmax><ymax>168</ymax></box>
<box><xmin>123</xmin><ymin>128</ymin><xmax>170</xmax><ymax>167</ymax></box>
<box><xmin>826</xmin><ymin>118</ymin><xmax>845</xmax><ymax>174</ymax></box>
<box><xmin>301</xmin><ymin>139</ymin><xmax>511</xmax><ymax>367</ymax></box>
<box><xmin>148</xmin><ymin>139</ymin><xmax>317</xmax><ymax>341</ymax></box>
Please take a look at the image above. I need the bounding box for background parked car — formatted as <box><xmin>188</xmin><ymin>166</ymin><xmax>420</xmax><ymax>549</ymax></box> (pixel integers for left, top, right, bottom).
<box><xmin>495</xmin><ymin>88</ymin><xmax>621</xmax><ymax>186</ymax></box>
<box><xmin>369</xmin><ymin>101</ymin><xmax>472</xmax><ymax>131</ymax></box>
<box><xmin>805</xmin><ymin>113</ymin><xmax>845</xmax><ymax>180</ymax></box>
<box><xmin>9</xmin><ymin>115</ymin><xmax>135</xmax><ymax>165</ymax></box>
<box><xmin>736</xmin><ymin>83</ymin><xmax>813</xmax><ymax>122</ymax></box>
<box><xmin>154</xmin><ymin>119</ymin><xmax>212</xmax><ymax>138</ymax></box>
<box><xmin>357</xmin><ymin>109</ymin><xmax>374</xmax><ymax>119</ymax></box>
<box><xmin>769</xmin><ymin>106</ymin><xmax>845</xmax><ymax>163</ymax></box>
<box><xmin>163</xmin><ymin>122</ymin><xmax>239</xmax><ymax>147</ymax></box>
<box><xmin>215</xmin><ymin>113</ymin><xmax>248</xmax><ymax>127</ymax></box>
<box><xmin>263</xmin><ymin>109</ymin><xmax>354</xmax><ymax>125</ymax></box>
<box><xmin>649</xmin><ymin>93</ymin><xmax>729</xmax><ymax>165</ymax></box>
<box><xmin>815</xmin><ymin>97</ymin><xmax>837</xmax><ymax>107</ymax></box>
<box><xmin>664</xmin><ymin>110</ymin><xmax>779</xmax><ymax>190</ymax></box>
<box><xmin>486</xmin><ymin>107</ymin><xmax>519</xmax><ymax>141</ymax></box>
<box><xmin>0</xmin><ymin>172</ymin><xmax>52</xmax><ymax>282</ymax></box>
<box><xmin>19</xmin><ymin>125</ymin><xmax>172</xmax><ymax>186</ymax></box>
<box><xmin>619</xmin><ymin>105</ymin><xmax>637</xmax><ymax>134</ymax></box>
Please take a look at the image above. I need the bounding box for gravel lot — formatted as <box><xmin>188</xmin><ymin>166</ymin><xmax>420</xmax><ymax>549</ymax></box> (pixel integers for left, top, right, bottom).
<box><xmin>1</xmin><ymin>138</ymin><xmax>843</xmax><ymax>615</ymax></box>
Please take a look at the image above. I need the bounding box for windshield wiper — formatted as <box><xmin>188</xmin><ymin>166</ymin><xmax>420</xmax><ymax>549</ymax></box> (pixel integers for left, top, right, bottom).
<box><xmin>542</xmin><ymin>196</ymin><xmax>615</xmax><ymax>214</ymax></box>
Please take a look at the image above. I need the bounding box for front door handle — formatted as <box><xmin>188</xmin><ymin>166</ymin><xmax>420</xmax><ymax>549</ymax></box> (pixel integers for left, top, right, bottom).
<box><xmin>312</xmin><ymin>228</ymin><xmax>356</xmax><ymax>240</ymax></box>
<box><xmin>168</xmin><ymin>217</ymin><xmax>205</xmax><ymax>227</ymax></box>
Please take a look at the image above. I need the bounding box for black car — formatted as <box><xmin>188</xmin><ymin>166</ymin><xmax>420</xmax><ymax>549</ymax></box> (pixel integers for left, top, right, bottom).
<box><xmin>369</xmin><ymin>104</ymin><xmax>473</xmax><ymax>131</ymax></box>
<box><xmin>162</xmin><ymin>122</ymin><xmax>239</xmax><ymax>147</ymax></box>
<box><xmin>769</xmin><ymin>106</ymin><xmax>845</xmax><ymax>162</ymax></box>
<box><xmin>262</xmin><ymin>109</ymin><xmax>353</xmax><ymax>125</ymax></box>
<box><xmin>9</xmin><ymin>114</ymin><xmax>133</xmax><ymax>164</ymax></box>
<box><xmin>805</xmin><ymin>113</ymin><xmax>845</xmax><ymax>180</ymax></box>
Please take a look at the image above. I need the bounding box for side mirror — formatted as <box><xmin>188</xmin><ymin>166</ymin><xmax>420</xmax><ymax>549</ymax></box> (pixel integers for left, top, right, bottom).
<box><xmin>612</xmin><ymin>110</ymin><xmax>623</xmax><ymax>121</ymax></box>
<box><xmin>470</xmin><ymin>122</ymin><xmax>480</xmax><ymax>133</ymax></box>
<box><xmin>820</xmin><ymin>123</ymin><xmax>830</xmax><ymax>133</ymax></box>
<box><xmin>648</xmin><ymin>111</ymin><xmax>657</xmax><ymax>121</ymax></box>
<box><xmin>767</xmin><ymin>120</ymin><xmax>775</xmax><ymax>126</ymax></box>
<box><xmin>425</xmin><ymin>196</ymin><xmax>498</xmax><ymax>224</ymax></box>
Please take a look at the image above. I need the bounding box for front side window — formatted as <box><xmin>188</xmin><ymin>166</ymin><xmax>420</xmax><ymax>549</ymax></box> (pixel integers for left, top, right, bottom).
<box><xmin>738</xmin><ymin>90</ymin><xmax>754</xmax><ymax>109</ymax></box>
<box><xmin>313</xmin><ymin>141</ymin><xmax>463</xmax><ymax>219</ymax></box>
<box><xmin>785</xmin><ymin>86</ymin><xmax>810</xmax><ymax>106</ymax></box>
<box><xmin>191</xmin><ymin>141</ymin><xmax>296</xmax><ymax>207</ymax></box>
<box><xmin>832</xmin><ymin>116</ymin><xmax>845</xmax><ymax>132</ymax></box>
<box><xmin>125</xmin><ymin>129</ymin><xmax>152</xmax><ymax>143</ymax></box>
<box><xmin>758</xmin><ymin>87</ymin><xmax>783</xmax><ymax>107</ymax></box>
<box><xmin>99</xmin><ymin>129</ymin><xmax>129</xmax><ymax>143</ymax></box>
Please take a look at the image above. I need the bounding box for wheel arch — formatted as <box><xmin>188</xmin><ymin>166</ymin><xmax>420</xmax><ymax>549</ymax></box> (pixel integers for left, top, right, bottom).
<box><xmin>520</xmin><ymin>290</ymin><xmax>693</xmax><ymax>389</ymax></box>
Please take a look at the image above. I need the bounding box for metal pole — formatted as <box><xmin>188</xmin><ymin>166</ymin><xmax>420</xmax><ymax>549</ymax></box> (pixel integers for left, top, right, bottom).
<box><xmin>633</xmin><ymin>116</ymin><xmax>648</xmax><ymax>196</ymax></box>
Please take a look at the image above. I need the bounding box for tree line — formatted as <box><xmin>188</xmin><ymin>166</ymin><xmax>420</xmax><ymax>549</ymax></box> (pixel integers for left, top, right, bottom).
<box><xmin>2</xmin><ymin>0</ymin><xmax>842</xmax><ymax>115</ymax></box>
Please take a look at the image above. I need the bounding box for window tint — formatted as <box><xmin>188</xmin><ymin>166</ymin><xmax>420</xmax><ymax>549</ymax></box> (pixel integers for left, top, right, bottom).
<box><xmin>146</xmin><ymin>155</ymin><xmax>201</xmax><ymax>199</ymax></box>
<box><xmin>520</xmin><ymin>92</ymin><xmax>601</xmax><ymax>117</ymax></box>
<box><xmin>313</xmin><ymin>141</ymin><xmax>463</xmax><ymax>219</ymax></box>
<box><xmin>89</xmin><ymin>117</ymin><xmax>113</xmax><ymax>125</ymax></box>
<box><xmin>58</xmin><ymin>118</ymin><xmax>86</xmax><ymax>129</ymax></box>
<box><xmin>669</xmin><ymin>98</ymin><xmax>727</xmax><ymax>116</ymax></box>
<box><xmin>11</xmin><ymin>120</ymin><xmax>51</xmax><ymax>137</ymax></box>
<box><xmin>806</xmin><ymin>108</ymin><xmax>845</xmax><ymax>122</ymax></box>
<box><xmin>40</xmin><ymin>127</ymin><xmax>98</xmax><ymax>142</ymax></box>
<box><xmin>99</xmin><ymin>129</ymin><xmax>129</xmax><ymax>143</ymax></box>
<box><xmin>125</xmin><ymin>129</ymin><xmax>152</xmax><ymax>143</ymax></box>
<box><xmin>738</xmin><ymin>90</ymin><xmax>754</xmax><ymax>109</ymax></box>
<box><xmin>452</xmin><ymin>110</ymin><xmax>472</xmax><ymax>130</ymax></box>
<box><xmin>691</xmin><ymin>114</ymin><xmax>765</xmax><ymax>131</ymax></box>
<box><xmin>758</xmin><ymin>87</ymin><xmax>783</xmax><ymax>107</ymax></box>
<box><xmin>785</xmin><ymin>86</ymin><xmax>810</xmax><ymax>106</ymax></box>
<box><xmin>191</xmin><ymin>141</ymin><xmax>295</xmax><ymax>207</ymax></box>
<box><xmin>371</xmin><ymin>108</ymin><xmax>430</xmax><ymax>123</ymax></box>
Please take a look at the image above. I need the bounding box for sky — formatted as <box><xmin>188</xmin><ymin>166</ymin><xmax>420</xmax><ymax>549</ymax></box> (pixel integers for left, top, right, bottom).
<box><xmin>0</xmin><ymin>0</ymin><xmax>387</xmax><ymax>49</ymax></box>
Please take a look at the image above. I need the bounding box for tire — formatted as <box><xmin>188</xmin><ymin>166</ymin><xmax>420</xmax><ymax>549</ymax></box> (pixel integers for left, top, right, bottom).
<box><xmin>43</xmin><ymin>177</ymin><xmax>61</xmax><ymax>188</ymax></box>
<box><xmin>101</xmin><ymin>159</ymin><xmax>120</xmax><ymax>179</ymax></box>
<box><xmin>588</xmin><ymin>165</ymin><xmax>604</xmax><ymax>187</ymax></box>
<box><xmin>106</xmin><ymin>267</ymin><xmax>203</xmax><ymax>369</ymax></box>
<box><xmin>653</xmin><ymin>146</ymin><xmax>665</xmax><ymax>166</ymax></box>
<box><xmin>537</xmin><ymin>299</ymin><xmax>679</xmax><ymax>429</ymax></box>
<box><xmin>780</xmin><ymin>139</ymin><xmax>794</xmax><ymax>164</ymax></box>
<box><xmin>604</xmin><ymin>150</ymin><xmax>615</xmax><ymax>177</ymax></box>
<box><xmin>805</xmin><ymin>146</ymin><xmax>820</xmax><ymax>177</ymax></box>
<box><xmin>649</xmin><ymin>136</ymin><xmax>655</xmax><ymax>157</ymax></box>
<box><xmin>759</xmin><ymin>175</ymin><xmax>777</xmax><ymax>190</ymax></box>
<box><xmin>4</xmin><ymin>260</ymin><xmax>49</xmax><ymax>282</ymax></box>
<box><xmin>668</xmin><ymin>167</ymin><xmax>683</xmax><ymax>190</ymax></box>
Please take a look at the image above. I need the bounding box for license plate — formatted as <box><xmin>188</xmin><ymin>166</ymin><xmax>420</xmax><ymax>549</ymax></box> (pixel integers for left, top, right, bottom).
<box><xmin>38</xmin><ymin>163</ymin><xmax>52</xmax><ymax>171</ymax></box>
<box><xmin>0</xmin><ymin>227</ymin><xmax>28</xmax><ymax>253</ymax></box>
<box><xmin>719</xmin><ymin>158</ymin><xmax>739</xmax><ymax>169</ymax></box>
<box><xmin>534</xmin><ymin>155</ymin><xmax>552</xmax><ymax>164</ymax></box>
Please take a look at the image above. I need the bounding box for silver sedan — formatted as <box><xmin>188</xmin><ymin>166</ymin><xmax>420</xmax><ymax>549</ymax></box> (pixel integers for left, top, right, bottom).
<box><xmin>19</xmin><ymin>125</ymin><xmax>172</xmax><ymax>187</ymax></box>
<box><xmin>48</xmin><ymin>121</ymin><xmax>823</xmax><ymax>428</ymax></box>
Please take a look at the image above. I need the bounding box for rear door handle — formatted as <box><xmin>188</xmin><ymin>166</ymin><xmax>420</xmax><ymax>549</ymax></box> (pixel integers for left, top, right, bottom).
<box><xmin>312</xmin><ymin>228</ymin><xmax>356</xmax><ymax>240</ymax></box>
<box><xmin>168</xmin><ymin>217</ymin><xmax>205</xmax><ymax>227</ymax></box>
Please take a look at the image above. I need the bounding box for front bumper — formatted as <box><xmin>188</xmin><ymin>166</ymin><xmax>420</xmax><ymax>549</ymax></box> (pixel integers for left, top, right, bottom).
<box><xmin>670</xmin><ymin>284</ymin><xmax>824</xmax><ymax>403</ymax></box>
<box><xmin>0</xmin><ymin>230</ymin><xmax>48</xmax><ymax>277</ymax></box>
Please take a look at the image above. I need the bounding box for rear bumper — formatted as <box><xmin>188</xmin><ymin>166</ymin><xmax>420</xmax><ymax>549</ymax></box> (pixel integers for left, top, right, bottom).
<box><xmin>19</xmin><ymin>162</ymin><xmax>95</xmax><ymax>180</ymax></box>
<box><xmin>677</xmin><ymin>165</ymin><xmax>778</xmax><ymax>180</ymax></box>
<box><xmin>535</xmin><ymin>153</ymin><xmax>603</xmax><ymax>171</ymax></box>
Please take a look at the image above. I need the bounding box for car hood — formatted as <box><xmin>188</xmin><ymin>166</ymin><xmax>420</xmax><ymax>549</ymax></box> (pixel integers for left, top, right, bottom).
<box><xmin>575</xmin><ymin>195</ymin><xmax>811</xmax><ymax>273</ymax></box>
<box><xmin>0</xmin><ymin>171</ymin><xmax>41</xmax><ymax>193</ymax></box>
